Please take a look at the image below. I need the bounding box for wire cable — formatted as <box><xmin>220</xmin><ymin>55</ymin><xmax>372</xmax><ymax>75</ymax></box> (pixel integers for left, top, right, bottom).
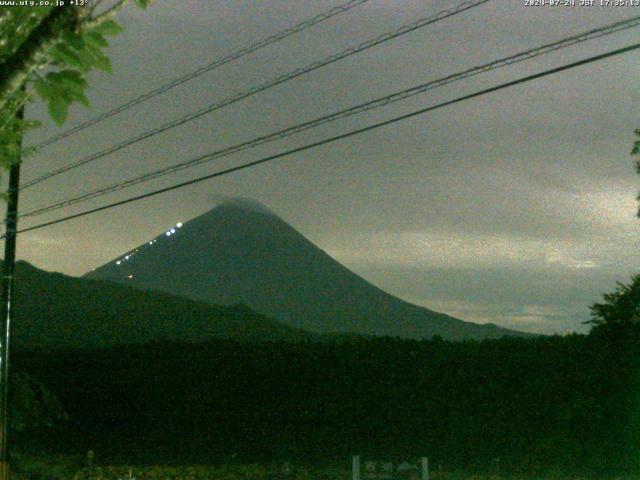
<box><xmin>19</xmin><ymin>14</ymin><xmax>640</xmax><ymax>219</ymax></box>
<box><xmin>28</xmin><ymin>0</ymin><xmax>373</xmax><ymax>150</ymax></box>
<box><xmin>20</xmin><ymin>0</ymin><xmax>491</xmax><ymax>190</ymax></box>
<box><xmin>11</xmin><ymin>41</ymin><xmax>640</xmax><ymax>238</ymax></box>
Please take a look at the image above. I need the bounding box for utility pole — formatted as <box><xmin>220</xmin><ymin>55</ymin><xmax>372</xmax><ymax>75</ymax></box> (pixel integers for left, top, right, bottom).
<box><xmin>0</xmin><ymin>102</ymin><xmax>24</xmax><ymax>480</ymax></box>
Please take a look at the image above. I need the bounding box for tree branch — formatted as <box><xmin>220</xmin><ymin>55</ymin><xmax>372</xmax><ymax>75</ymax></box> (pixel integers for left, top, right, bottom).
<box><xmin>86</xmin><ymin>0</ymin><xmax>130</xmax><ymax>26</ymax></box>
<box><xmin>0</xmin><ymin>89</ymin><xmax>33</xmax><ymax>133</ymax></box>
<box><xmin>89</xmin><ymin>0</ymin><xmax>109</xmax><ymax>17</ymax></box>
<box><xmin>0</xmin><ymin>6</ymin><xmax>80</xmax><ymax>113</ymax></box>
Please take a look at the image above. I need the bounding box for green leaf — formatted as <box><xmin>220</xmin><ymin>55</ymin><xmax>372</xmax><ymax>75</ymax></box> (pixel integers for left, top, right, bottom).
<box><xmin>85</xmin><ymin>44</ymin><xmax>113</xmax><ymax>73</ymax></box>
<box><xmin>62</xmin><ymin>31</ymin><xmax>85</xmax><ymax>51</ymax></box>
<box><xmin>47</xmin><ymin>70</ymin><xmax>87</xmax><ymax>89</ymax></box>
<box><xmin>84</xmin><ymin>31</ymin><xmax>108</xmax><ymax>49</ymax></box>
<box><xmin>76</xmin><ymin>91</ymin><xmax>91</xmax><ymax>107</ymax></box>
<box><xmin>134</xmin><ymin>0</ymin><xmax>150</xmax><ymax>8</ymax></box>
<box><xmin>48</xmin><ymin>95</ymin><xmax>69</xmax><ymax>126</ymax></box>
<box><xmin>33</xmin><ymin>78</ymin><xmax>53</xmax><ymax>101</ymax></box>
<box><xmin>50</xmin><ymin>44</ymin><xmax>87</xmax><ymax>72</ymax></box>
<box><xmin>93</xmin><ymin>54</ymin><xmax>112</xmax><ymax>73</ymax></box>
<box><xmin>72</xmin><ymin>42</ymin><xmax>111</xmax><ymax>73</ymax></box>
<box><xmin>92</xmin><ymin>20</ymin><xmax>123</xmax><ymax>36</ymax></box>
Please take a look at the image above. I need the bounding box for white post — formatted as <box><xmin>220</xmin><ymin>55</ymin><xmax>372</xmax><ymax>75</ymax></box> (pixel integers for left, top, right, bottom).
<box><xmin>420</xmin><ymin>457</ymin><xmax>429</xmax><ymax>480</ymax></box>
<box><xmin>353</xmin><ymin>455</ymin><xmax>361</xmax><ymax>480</ymax></box>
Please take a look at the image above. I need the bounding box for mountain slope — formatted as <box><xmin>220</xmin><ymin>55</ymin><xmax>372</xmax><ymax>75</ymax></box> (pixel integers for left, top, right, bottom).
<box><xmin>86</xmin><ymin>200</ymin><xmax>529</xmax><ymax>340</ymax></box>
<box><xmin>8</xmin><ymin>261</ymin><xmax>307</xmax><ymax>350</ymax></box>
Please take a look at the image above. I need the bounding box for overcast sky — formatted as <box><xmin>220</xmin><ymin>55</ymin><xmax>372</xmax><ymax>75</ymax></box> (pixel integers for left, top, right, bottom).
<box><xmin>13</xmin><ymin>0</ymin><xmax>640</xmax><ymax>334</ymax></box>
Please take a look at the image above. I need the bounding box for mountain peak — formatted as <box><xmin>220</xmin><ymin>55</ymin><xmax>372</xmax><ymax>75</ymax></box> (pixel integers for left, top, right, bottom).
<box><xmin>87</xmin><ymin>202</ymin><xmax>532</xmax><ymax>340</ymax></box>
<box><xmin>211</xmin><ymin>197</ymin><xmax>276</xmax><ymax>217</ymax></box>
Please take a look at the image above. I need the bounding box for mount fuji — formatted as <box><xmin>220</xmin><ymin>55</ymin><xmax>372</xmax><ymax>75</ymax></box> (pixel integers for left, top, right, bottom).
<box><xmin>86</xmin><ymin>200</ymin><xmax>529</xmax><ymax>340</ymax></box>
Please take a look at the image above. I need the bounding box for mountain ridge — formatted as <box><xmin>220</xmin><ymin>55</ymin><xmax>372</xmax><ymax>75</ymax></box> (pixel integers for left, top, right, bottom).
<box><xmin>86</xmin><ymin>200</ymin><xmax>531</xmax><ymax>340</ymax></box>
<box><xmin>6</xmin><ymin>260</ymin><xmax>309</xmax><ymax>350</ymax></box>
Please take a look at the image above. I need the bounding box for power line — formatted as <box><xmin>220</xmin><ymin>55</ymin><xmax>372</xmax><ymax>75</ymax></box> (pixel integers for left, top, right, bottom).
<box><xmin>20</xmin><ymin>0</ymin><xmax>491</xmax><ymax>190</ymax></box>
<box><xmin>11</xmin><ymin>42</ymin><xmax>640</xmax><ymax>238</ymax></box>
<box><xmin>28</xmin><ymin>0</ymin><xmax>373</xmax><ymax>150</ymax></box>
<box><xmin>19</xmin><ymin>14</ymin><xmax>640</xmax><ymax>219</ymax></box>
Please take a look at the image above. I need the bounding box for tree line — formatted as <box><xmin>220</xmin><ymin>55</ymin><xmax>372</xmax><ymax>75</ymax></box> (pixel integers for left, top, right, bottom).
<box><xmin>9</xmin><ymin>316</ymin><xmax>639</xmax><ymax>477</ymax></box>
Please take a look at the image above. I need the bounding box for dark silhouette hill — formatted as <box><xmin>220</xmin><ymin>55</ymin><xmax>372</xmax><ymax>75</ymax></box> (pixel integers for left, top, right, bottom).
<box><xmin>6</xmin><ymin>260</ymin><xmax>307</xmax><ymax>349</ymax></box>
<box><xmin>86</xmin><ymin>200</ymin><xmax>529</xmax><ymax>340</ymax></box>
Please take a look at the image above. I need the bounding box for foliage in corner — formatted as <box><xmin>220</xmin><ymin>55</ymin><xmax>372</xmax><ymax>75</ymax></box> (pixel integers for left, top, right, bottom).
<box><xmin>0</xmin><ymin>1</ymin><xmax>154</xmax><ymax>174</ymax></box>
<box><xmin>32</xmin><ymin>18</ymin><xmax>124</xmax><ymax>125</ymax></box>
<box><xmin>588</xmin><ymin>273</ymin><xmax>640</xmax><ymax>335</ymax></box>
